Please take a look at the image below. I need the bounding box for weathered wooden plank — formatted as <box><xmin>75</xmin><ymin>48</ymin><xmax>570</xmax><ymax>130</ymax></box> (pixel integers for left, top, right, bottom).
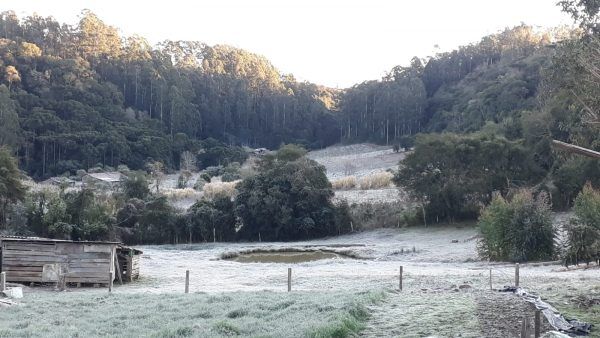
<box><xmin>2</xmin><ymin>266</ymin><xmax>43</xmax><ymax>272</ymax></box>
<box><xmin>69</xmin><ymin>263</ymin><xmax>112</xmax><ymax>268</ymax></box>
<box><xmin>66</xmin><ymin>252</ymin><xmax>111</xmax><ymax>259</ymax></box>
<box><xmin>67</xmin><ymin>267</ymin><xmax>111</xmax><ymax>273</ymax></box>
<box><xmin>6</xmin><ymin>271</ymin><xmax>42</xmax><ymax>278</ymax></box>
<box><xmin>3</xmin><ymin>256</ymin><xmax>67</xmax><ymax>263</ymax></box>
<box><xmin>65</xmin><ymin>277</ymin><xmax>110</xmax><ymax>283</ymax></box>
<box><xmin>5</xmin><ymin>276</ymin><xmax>43</xmax><ymax>282</ymax></box>
<box><xmin>3</xmin><ymin>243</ymin><xmax>56</xmax><ymax>251</ymax></box>
<box><xmin>70</xmin><ymin>259</ymin><xmax>110</xmax><ymax>263</ymax></box>
<box><xmin>65</xmin><ymin>274</ymin><xmax>111</xmax><ymax>279</ymax></box>
<box><xmin>83</xmin><ymin>244</ymin><xmax>112</xmax><ymax>253</ymax></box>
<box><xmin>2</xmin><ymin>250</ymin><xmax>58</xmax><ymax>256</ymax></box>
<box><xmin>55</xmin><ymin>243</ymin><xmax>84</xmax><ymax>254</ymax></box>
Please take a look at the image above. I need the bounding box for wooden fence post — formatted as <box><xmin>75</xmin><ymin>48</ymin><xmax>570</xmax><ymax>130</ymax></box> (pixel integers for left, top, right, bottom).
<box><xmin>0</xmin><ymin>272</ymin><xmax>5</xmax><ymax>292</ymax></box>
<box><xmin>399</xmin><ymin>266</ymin><xmax>403</xmax><ymax>291</ymax></box>
<box><xmin>534</xmin><ymin>310</ymin><xmax>541</xmax><ymax>338</ymax></box>
<box><xmin>287</xmin><ymin>268</ymin><xmax>292</xmax><ymax>292</ymax></box>
<box><xmin>108</xmin><ymin>271</ymin><xmax>113</xmax><ymax>293</ymax></box>
<box><xmin>520</xmin><ymin>316</ymin><xmax>529</xmax><ymax>338</ymax></box>
<box><xmin>185</xmin><ymin>270</ymin><xmax>190</xmax><ymax>294</ymax></box>
<box><xmin>515</xmin><ymin>263</ymin><xmax>520</xmax><ymax>287</ymax></box>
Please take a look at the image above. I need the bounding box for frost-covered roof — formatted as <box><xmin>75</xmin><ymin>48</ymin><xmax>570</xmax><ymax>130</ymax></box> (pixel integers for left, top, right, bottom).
<box><xmin>85</xmin><ymin>172</ymin><xmax>122</xmax><ymax>182</ymax></box>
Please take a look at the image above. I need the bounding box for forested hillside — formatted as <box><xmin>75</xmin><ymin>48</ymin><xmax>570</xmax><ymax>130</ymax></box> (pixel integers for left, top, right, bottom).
<box><xmin>0</xmin><ymin>10</ymin><xmax>338</xmax><ymax>178</ymax></box>
<box><xmin>0</xmin><ymin>7</ymin><xmax>598</xmax><ymax>184</ymax></box>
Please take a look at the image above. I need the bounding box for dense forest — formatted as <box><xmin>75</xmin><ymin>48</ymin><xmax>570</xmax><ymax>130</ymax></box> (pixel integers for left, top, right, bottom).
<box><xmin>0</xmin><ymin>7</ymin><xmax>597</xmax><ymax>181</ymax></box>
<box><xmin>0</xmin><ymin>10</ymin><xmax>339</xmax><ymax>178</ymax></box>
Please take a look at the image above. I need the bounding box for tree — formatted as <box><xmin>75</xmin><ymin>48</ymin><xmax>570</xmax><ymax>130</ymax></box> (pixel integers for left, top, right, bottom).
<box><xmin>235</xmin><ymin>157</ymin><xmax>338</xmax><ymax>241</ymax></box>
<box><xmin>77</xmin><ymin>9</ymin><xmax>121</xmax><ymax>60</ymax></box>
<box><xmin>5</xmin><ymin>65</ymin><xmax>20</xmax><ymax>90</ymax></box>
<box><xmin>0</xmin><ymin>147</ymin><xmax>26</xmax><ymax>228</ymax></box>
<box><xmin>393</xmin><ymin>133</ymin><xmax>543</xmax><ymax>221</ymax></box>
<box><xmin>123</xmin><ymin>172</ymin><xmax>150</xmax><ymax>200</ymax></box>
<box><xmin>146</xmin><ymin>161</ymin><xmax>164</xmax><ymax>193</ymax></box>
<box><xmin>564</xmin><ymin>183</ymin><xmax>600</xmax><ymax>265</ymax></box>
<box><xmin>478</xmin><ymin>190</ymin><xmax>555</xmax><ymax>262</ymax></box>
<box><xmin>0</xmin><ymin>85</ymin><xmax>20</xmax><ymax>148</ymax></box>
<box><xmin>188</xmin><ymin>194</ymin><xmax>236</xmax><ymax>242</ymax></box>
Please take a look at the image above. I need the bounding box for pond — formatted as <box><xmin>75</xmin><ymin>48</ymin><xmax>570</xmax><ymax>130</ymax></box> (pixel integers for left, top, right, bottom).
<box><xmin>225</xmin><ymin>250</ymin><xmax>348</xmax><ymax>263</ymax></box>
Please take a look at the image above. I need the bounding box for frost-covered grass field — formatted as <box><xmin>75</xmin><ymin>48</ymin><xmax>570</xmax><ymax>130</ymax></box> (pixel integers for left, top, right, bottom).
<box><xmin>307</xmin><ymin>144</ymin><xmax>406</xmax><ymax>204</ymax></box>
<box><xmin>0</xmin><ymin>290</ymin><xmax>385</xmax><ymax>338</ymax></box>
<box><xmin>307</xmin><ymin>144</ymin><xmax>405</xmax><ymax>180</ymax></box>
<box><xmin>1</xmin><ymin>226</ymin><xmax>599</xmax><ymax>337</ymax></box>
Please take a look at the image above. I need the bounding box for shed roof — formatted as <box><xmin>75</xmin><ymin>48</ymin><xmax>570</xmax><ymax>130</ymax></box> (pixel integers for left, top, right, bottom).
<box><xmin>0</xmin><ymin>235</ymin><xmax>120</xmax><ymax>245</ymax></box>
<box><xmin>85</xmin><ymin>172</ymin><xmax>122</xmax><ymax>183</ymax></box>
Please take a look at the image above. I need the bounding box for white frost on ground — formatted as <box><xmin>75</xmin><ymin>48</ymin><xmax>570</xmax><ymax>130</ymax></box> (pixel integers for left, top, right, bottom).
<box><xmin>108</xmin><ymin>226</ymin><xmax>599</xmax><ymax>297</ymax></box>
<box><xmin>333</xmin><ymin>188</ymin><xmax>403</xmax><ymax>204</ymax></box>
<box><xmin>308</xmin><ymin>143</ymin><xmax>405</xmax><ymax>180</ymax></box>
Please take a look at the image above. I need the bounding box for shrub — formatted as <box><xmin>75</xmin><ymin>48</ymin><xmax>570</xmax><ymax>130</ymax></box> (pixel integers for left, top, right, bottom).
<box><xmin>204</xmin><ymin>166</ymin><xmax>222</xmax><ymax>178</ymax></box>
<box><xmin>193</xmin><ymin>178</ymin><xmax>206</xmax><ymax>191</ymax></box>
<box><xmin>202</xmin><ymin>181</ymin><xmax>239</xmax><ymax>200</ymax></box>
<box><xmin>358</xmin><ymin>172</ymin><xmax>392</xmax><ymax>190</ymax></box>
<box><xmin>331</xmin><ymin>176</ymin><xmax>356</xmax><ymax>190</ymax></box>
<box><xmin>564</xmin><ymin>184</ymin><xmax>600</xmax><ymax>266</ymax></box>
<box><xmin>235</xmin><ymin>157</ymin><xmax>339</xmax><ymax>241</ymax></box>
<box><xmin>123</xmin><ymin>172</ymin><xmax>150</xmax><ymax>200</ymax></box>
<box><xmin>177</xmin><ymin>170</ymin><xmax>192</xmax><ymax>188</ymax></box>
<box><xmin>200</xmin><ymin>172</ymin><xmax>211</xmax><ymax>183</ymax></box>
<box><xmin>162</xmin><ymin>188</ymin><xmax>201</xmax><ymax>202</ymax></box>
<box><xmin>478</xmin><ymin>190</ymin><xmax>555</xmax><ymax>262</ymax></box>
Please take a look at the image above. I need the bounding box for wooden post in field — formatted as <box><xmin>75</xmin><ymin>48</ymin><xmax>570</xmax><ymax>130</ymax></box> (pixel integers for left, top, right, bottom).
<box><xmin>213</xmin><ymin>227</ymin><xmax>216</xmax><ymax>243</ymax></box>
<box><xmin>0</xmin><ymin>272</ymin><xmax>5</xmax><ymax>292</ymax></box>
<box><xmin>185</xmin><ymin>270</ymin><xmax>190</xmax><ymax>294</ymax></box>
<box><xmin>520</xmin><ymin>316</ymin><xmax>529</xmax><ymax>338</ymax></box>
<box><xmin>108</xmin><ymin>271</ymin><xmax>113</xmax><ymax>293</ymax></box>
<box><xmin>515</xmin><ymin>263</ymin><xmax>520</xmax><ymax>287</ymax></box>
<box><xmin>399</xmin><ymin>266</ymin><xmax>403</xmax><ymax>291</ymax></box>
<box><xmin>489</xmin><ymin>268</ymin><xmax>492</xmax><ymax>291</ymax></box>
<box><xmin>534</xmin><ymin>310</ymin><xmax>541</xmax><ymax>338</ymax></box>
<box><xmin>287</xmin><ymin>268</ymin><xmax>292</xmax><ymax>292</ymax></box>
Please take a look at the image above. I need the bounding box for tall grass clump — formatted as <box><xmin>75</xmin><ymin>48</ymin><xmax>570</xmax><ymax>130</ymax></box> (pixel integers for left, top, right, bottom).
<box><xmin>478</xmin><ymin>190</ymin><xmax>555</xmax><ymax>262</ymax></box>
<box><xmin>564</xmin><ymin>183</ymin><xmax>600</xmax><ymax>266</ymax></box>
<box><xmin>358</xmin><ymin>172</ymin><xmax>393</xmax><ymax>190</ymax></box>
<box><xmin>162</xmin><ymin>188</ymin><xmax>201</xmax><ymax>202</ymax></box>
<box><xmin>331</xmin><ymin>176</ymin><xmax>356</xmax><ymax>190</ymax></box>
<box><xmin>203</xmin><ymin>181</ymin><xmax>239</xmax><ymax>200</ymax></box>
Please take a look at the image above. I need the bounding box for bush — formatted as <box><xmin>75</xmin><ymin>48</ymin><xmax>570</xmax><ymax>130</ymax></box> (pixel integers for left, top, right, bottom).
<box><xmin>358</xmin><ymin>172</ymin><xmax>393</xmax><ymax>190</ymax></box>
<box><xmin>331</xmin><ymin>176</ymin><xmax>356</xmax><ymax>190</ymax></box>
<box><xmin>564</xmin><ymin>184</ymin><xmax>600</xmax><ymax>265</ymax></box>
<box><xmin>478</xmin><ymin>190</ymin><xmax>555</xmax><ymax>262</ymax></box>
<box><xmin>395</xmin><ymin>133</ymin><xmax>543</xmax><ymax>222</ymax></box>
<box><xmin>123</xmin><ymin>172</ymin><xmax>150</xmax><ymax>200</ymax></box>
<box><xmin>193</xmin><ymin>178</ymin><xmax>206</xmax><ymax>191</ymax></box>
<box><xmin>235</xmin><ymin>157</ymin><xmax>339</xmax><ymax>241</ymax></box>
<box><xmin>200</xmin><ymin>172</ymin><xmax>212</xmax><ymax>182</ymax></box>
<box><xmin>203</xmin><ymin>181</ymin><xmax>239</xmax><ymax>200</ymax></box>
<box><xmin>177</xmin><ymin>170</ymin><xmax>192</xmax><ymax>188</ymax></box>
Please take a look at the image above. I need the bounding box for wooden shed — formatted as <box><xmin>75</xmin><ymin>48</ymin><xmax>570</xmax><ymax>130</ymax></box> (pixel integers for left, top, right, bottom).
<box><xmin>0</xmin><ymin>236</ymin><xmax>119</xmax><ymax>285</ymax></box>
<box><xmin>117</xmin><ymin>245</ymin><xmax>143</xmax><ymax>282</ymax></box>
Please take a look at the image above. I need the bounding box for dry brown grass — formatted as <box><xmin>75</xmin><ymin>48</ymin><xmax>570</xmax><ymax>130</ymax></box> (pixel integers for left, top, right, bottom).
<box><xmin>203</xmin><ymin>181</ymin><xmax>240</xmax><ymax>199</ymax></box>
<box><xmin>331</xmin><ymin>176</ymin><xmax>357</xmax><ymax>190</ymax></box>
<box><xmin>358</xmin><ymin>172</ymin><xmax>393</xmax><ymax>190</ymax></box>
<box><xmin>162</xmin><ymin>188</ymin><xmax>202</xmax><ymax>201</ymax></box>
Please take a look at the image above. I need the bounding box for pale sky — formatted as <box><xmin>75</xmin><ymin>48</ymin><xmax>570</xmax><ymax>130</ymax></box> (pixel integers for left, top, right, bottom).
<box><xmin>9</xmin><ymin>0</ymin><xmax>572</xmax><ymax>88</ymax></box>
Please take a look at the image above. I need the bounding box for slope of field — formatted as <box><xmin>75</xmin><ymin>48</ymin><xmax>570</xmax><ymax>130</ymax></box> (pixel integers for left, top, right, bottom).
<box><xmin>307</xmin><ymin>144</ymin><xmax>405</xmax><ymax>180</ymax></box>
